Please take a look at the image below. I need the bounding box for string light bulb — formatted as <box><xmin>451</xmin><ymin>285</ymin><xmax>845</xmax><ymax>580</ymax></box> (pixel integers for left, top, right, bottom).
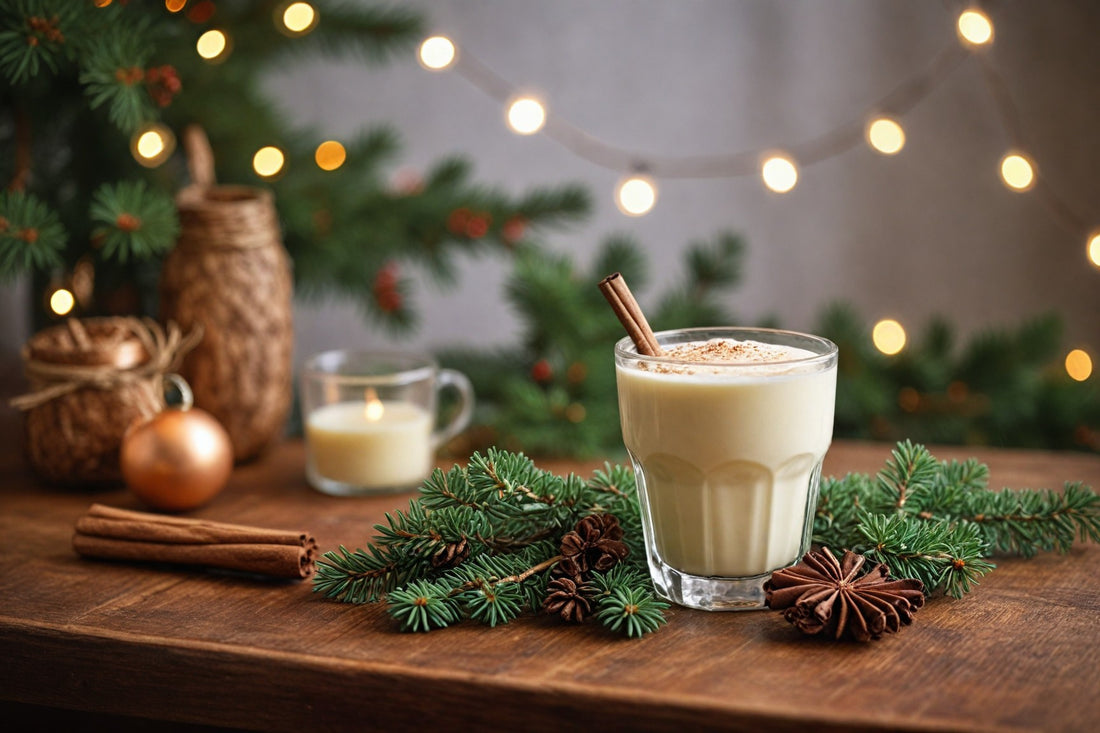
<box><xmin>279</xmin><ymin>2</ymin><xmax>318</xmax><ymax>36</ymax></box>
<box><xmin>165</xmin><ymin>0</ymin><xmax>185</xmax><ymax>11</ymax></box>
<box><xmin>999</xmin><ymin>152</ymin><xmax>1035</xmax><ymax>191</ymax></box>
<box><xmin>761</xmin><ymin>154</ymin><xmax>798</xmax><ymax>193</ymax></box>
<box><xmin>314</xmin><ymin>140</ymin><xmax>346</xmax><ymax>171</ymax></box>
<box><xmin>957</xmin><ymin>8</ymin><xmax>994</xmax><ymax>47</ymax></box>
<box><xmin>1065</xmin><ymin>349</ymin><xmax>1093</xmax><ymax>382</ymax></box>
<box><xmin>506</xmin><ymin>96</ymin><xmax>546</xmax><ymax>135</ymax></box>
<box><xmin>1087</xmin><ymin>232</ymin><xmax>1100</xmax><ymax>269</ymax></box>
<box><xmin>130</xmin><ymin>123</ymin><xmax>175</xmax><ymax>168</ymax></box>
<box><xmin>872</xmin><ymin>318</ymin><xmax>907</xmax><ymax>355</ymax></box>
<box><xmin>615</xmin><ymin>174</ymin><xmax>657</xmax><ymax>217</ymax></box>
<box><xmin>866</xmin><ymin>117</ymin><xmax>906</xmax><ymax>155</ymax></box>
<box><xmin>196</xmin><ymin>29</ymin><xmax>230</xmax><ymax>63</ymax></box>
<box><xmin>252</xmin><ymin>146</ymin><xmax>286</xmax><ymax>178</ymax></box>
<box><xmin>418</xmin><ymin>36</ymin><xmax>456</xmax><ymax>70</ymax></box>
<box><xmin>49</xmin><ymin>288</ymin><xmax>75</xmax><ymax>316</ymax></box>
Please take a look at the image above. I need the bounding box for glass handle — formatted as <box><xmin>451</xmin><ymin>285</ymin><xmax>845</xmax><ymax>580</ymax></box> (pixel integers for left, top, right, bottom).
<box><xmin>432</xmin><ymin>369</ymin><xmax>474</xmax><ymax>450</ymax></box>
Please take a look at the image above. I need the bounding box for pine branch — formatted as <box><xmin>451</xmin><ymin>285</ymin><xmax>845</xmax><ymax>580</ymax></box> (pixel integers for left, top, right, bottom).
<box><xmin>814</xmin><ymin>441</ymin><xmax>1099</xmax><ymax>596</ymax></box>
<box><xmin>961</xmin><ymin>482</ymin><xmax>1100</xmax><ymax>557</ymax></box>
<box><xmin>590</xmin><ymin>565</ymin><xmax>669</xmax><ymax>637</ymax></box>
<box><xmin>876</xmin><ymin>439</ymin><xmax>941</xmax><ymax>514</ymax></box>
<box><xmin>312</xmin><ymin>543</ymin><xmax>408</xmax><ymax>604</ymax></box>
<box><xmin>77</xmin><ymin>22</ymin><xmax>153</xmax><ymax>134</ymax></box>
<box><xmin>0</xmin><ymin>189</ymin><xmax>66</xmax><ymax>277</ymax></box>
<box><xmin>0</xmin><ymin>0</ymin><xmax>83</xmax><ymax>84</ymax></box>
<box><xmin>857</xmin><ymin>512</ymin><xmax>995</xmax><ymax>599</ymax></box>
<box><xmin>89</xmin><ymin>181</ymin><xmax>179</xmax><ymax>263</ymax></box>
<box><xmin>314</xmin><ymin>450</ymin><xmax>668</xmax><ymax>637</ymax></box>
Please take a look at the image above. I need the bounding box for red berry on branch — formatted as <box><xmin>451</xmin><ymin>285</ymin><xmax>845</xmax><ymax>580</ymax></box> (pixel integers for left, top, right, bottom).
<box><xmin>502</xmin><ymin>216</ymin><xmax>526</xmax><ymax>245</ymax></box>
<box><xmin>465</xmin><ymin>213</ymin><xmax>490</xmax><ymax>239</ymax></box>
<box><xmin>373</xmin><ymin>263</ymin><xmax>402</xmax><ymax>313</ymax></box>
<box><xmin>446</xmin><ymin>207</ymin><xmax>470</xmax><ymax>235</ymax></box>
<box><xmin>188</xmin><ymin>1</ymin><xmax>216</xmax><ymax>23</ymax></box>
<box><xmin>531</xmin><ymin>359</ymin><xmax>553</xmax><ymax>383</ymax></box>
<box><xmin>376</xmin><ymin>290</ymin><xmax>402</xmax><ymax>313</ymax></box>
<box><xmin>116</xmin><ymin>213</ymin><xmax>142</xmax><ymax>232</ymax></box>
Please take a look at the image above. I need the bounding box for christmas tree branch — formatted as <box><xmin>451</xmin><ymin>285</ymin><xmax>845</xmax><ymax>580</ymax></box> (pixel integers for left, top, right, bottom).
<box><xmin>315</xmin><ymin>449</ymin><xmax>667</xmax><ymax>636</ymax></box>
<box><xmin>814</xmin><ymin>441</ymin><xmax>1099</xmax><ymax>596</ymax></box>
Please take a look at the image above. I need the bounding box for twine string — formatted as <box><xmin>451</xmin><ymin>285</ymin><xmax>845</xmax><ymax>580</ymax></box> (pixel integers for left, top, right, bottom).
<box><xmin>10</xmin><ymin>318</ymin><xmax>204</xmax><ymax>411</ymax></box>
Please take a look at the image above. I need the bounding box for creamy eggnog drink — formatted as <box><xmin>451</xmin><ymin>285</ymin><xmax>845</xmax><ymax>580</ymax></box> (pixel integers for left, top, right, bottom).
<box><xmin>615</xmin><ymin>327</ymin><xmax>837</xmax><ymax>610</ymax></box>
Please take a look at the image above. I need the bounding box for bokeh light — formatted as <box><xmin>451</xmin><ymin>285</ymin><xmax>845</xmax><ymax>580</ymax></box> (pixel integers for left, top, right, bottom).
<box><xmin>314</xmin><ymin>140</ymin><xmax>346</xmax><ymax>171</ymax></box>
<box><xmin>196</xmin><ymin>30</ymin><xmax>229</xmax><ymax>62</ymax></box>
<box><xmin>506</xmin><ymin>97</ymin><xmax>546</xmax><ymax>135</ymax></box>
<box><xmin>615</xmin><ymin>175</ymin><xmax>657</xmax><ymax>217</ymax></box>
<box><xmin>1087</xmin><ymin>232</ymin><xmax>1100</xmax><ymax>269</ymax></box>
<box><xmin>957</xmin><ymin>9</ymin><xmax>994</xmax><ymax>46</ymax></box>
<box><xmin>252</xmin><ymin>146</ymin><xmax>285</xmax><ymax>177</ymax></box>
<box><xmin>281</xmin><ymin>2</ymin><xmax>317</xmax><ymax>35</ymax></box>
<box><xmin>866</xmin><ymin>117</ymin><xmax>906</xmax><ymax>155</ymax></box>
<box><xmin>50</xmin><ymin>288</ymin><xmax>75</xmax><ymax>316</ymax></box>
<box><xmin>761</xmin><ymin>155</ymin><xmax>798</xmax><ymax>193</ymax></box>
<box><xmin>1065</xmin><ymin>349</ymin><xmax>1093</xmax><ymax>382</ymax></box>
<box><xmin>131</xmin><ymin>124</ymin><xmax>175</xmax><ymax>168</ymax></box>
<box><xmin>418</xmin><ymin>36</ymin><xmax>456</xmax><ymax>70</ymax></box>
<box><xmin>872</xmin><ymin>319</ymin><xmax>907</xmax><ymax>355</ymax></box>
<box><xmin>999</xmin><ymin>153</ymin><xmax>1035</xmax><ymax>191</ymax></box>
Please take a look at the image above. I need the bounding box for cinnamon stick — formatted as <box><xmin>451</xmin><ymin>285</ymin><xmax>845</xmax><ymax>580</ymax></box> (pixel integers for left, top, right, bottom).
<box><xmin>598</xmin><ymin>272</ymin><xmax>663</xmax><ymax>356</ymax></box>
<box><xmin>72</xmin><ymin>503</ymin><xmax>317</xmax><ymax>579</ymax></box>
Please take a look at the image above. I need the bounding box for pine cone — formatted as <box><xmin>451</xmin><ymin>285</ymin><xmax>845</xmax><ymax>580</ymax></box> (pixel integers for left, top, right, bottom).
<box><xmin>556</xmin><ymin>513</ymin><xmax>630</xmax><ymax>577</ymax></box>
<box><xmin>764</xmin><ymin>547</ymin><xmax>926</xmax><ymax>642</ymax></box>
<box><xmin>542</xmin><ymin>576</ymin><xmax>593</xmax><ymax>623</ymax></box>
<box><xmin>430</xmin><ymin>538</ymin><xmax>470</xmax><ymax>569</ymax></box>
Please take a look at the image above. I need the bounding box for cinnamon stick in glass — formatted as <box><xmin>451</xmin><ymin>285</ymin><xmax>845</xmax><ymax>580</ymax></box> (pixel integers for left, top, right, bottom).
<box><xmin>598</xmin><ymin>272</ymin><xmax>664</xmax><ymax>356</ymax></box>
<box><xmin>72</xmin><ymin>503</ymin><xmax>317</xmax><ymax>579</ymax></box>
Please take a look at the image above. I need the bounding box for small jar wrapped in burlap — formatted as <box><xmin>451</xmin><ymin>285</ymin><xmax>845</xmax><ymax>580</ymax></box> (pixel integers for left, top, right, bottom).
<box><xmin>158</xmin><ymin>126</ymin><xmax>294</xmax><ymax>463</ymax></box>
<box><xmin>10</xmin><ymin>318</ymin><xmax>200</xmax><ymax>486</ymax></box>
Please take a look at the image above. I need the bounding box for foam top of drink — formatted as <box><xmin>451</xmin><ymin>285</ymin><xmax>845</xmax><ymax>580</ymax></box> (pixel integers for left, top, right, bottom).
<box><xmin>630</xmin><ymin>338</ymin><xmax>823</xmax><ymax>377</ymax></box>
<box><xmin>662</xmin><ymin>338</ymin><xmax>812</xmax><ymax>364</ymax></box>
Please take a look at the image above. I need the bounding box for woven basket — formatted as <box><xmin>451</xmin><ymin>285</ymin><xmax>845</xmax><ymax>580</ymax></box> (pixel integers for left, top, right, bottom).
<box><xmin>16</xmin><ymin>318</ymin><xmax>175</xmax><ymax>486</ymax></box>
<box><xmin>159</xmin><ymin>126</ymin><xmax>294</xmax><ymax>463</ymax></box>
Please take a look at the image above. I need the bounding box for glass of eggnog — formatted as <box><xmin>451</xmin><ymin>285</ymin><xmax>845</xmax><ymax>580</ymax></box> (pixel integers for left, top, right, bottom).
<box><xmin>615</xmin><ymin>327</ymin><xmax>837</xmax><ymax>610</ymax></box>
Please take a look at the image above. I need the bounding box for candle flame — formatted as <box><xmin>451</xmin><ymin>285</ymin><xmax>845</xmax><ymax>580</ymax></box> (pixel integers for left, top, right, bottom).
<box><xmin>364</xmin><ymin>388</ymin><xmax>384</xmax><ymax>421</ymax></box>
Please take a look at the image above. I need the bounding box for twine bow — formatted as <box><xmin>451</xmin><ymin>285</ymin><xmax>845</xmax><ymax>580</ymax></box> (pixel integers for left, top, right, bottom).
<box><xmin>9</xmin><ymin>318</ymin><xmax>203</xmax><ymax>411</ymax></box>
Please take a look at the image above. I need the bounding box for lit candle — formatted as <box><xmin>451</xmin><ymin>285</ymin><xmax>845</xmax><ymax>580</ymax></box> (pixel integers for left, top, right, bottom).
<box><xmin>305</xmin><ymin>388</ymin><xmax>433</xmax><ymax>491</ymax></box>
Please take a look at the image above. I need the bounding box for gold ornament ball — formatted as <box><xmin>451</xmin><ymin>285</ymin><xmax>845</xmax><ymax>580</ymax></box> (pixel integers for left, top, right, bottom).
<box><xmin>120</xmin><ymin>407</ymin><xmax>234</xmax><ymax>512</ymax></box>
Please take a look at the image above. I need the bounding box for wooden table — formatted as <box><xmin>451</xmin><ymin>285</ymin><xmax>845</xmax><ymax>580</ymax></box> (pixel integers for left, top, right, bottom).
<box><xmin>2</xmin><ymin>411</ymin><xmax>1098</xmax><ymax>732</ymax></box>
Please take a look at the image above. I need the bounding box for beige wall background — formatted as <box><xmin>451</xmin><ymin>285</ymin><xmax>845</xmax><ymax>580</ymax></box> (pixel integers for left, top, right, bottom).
<box><xmin>2</xmin><ymin>0</ymin><xmax>1097</xmax><ymax>372</ymax></box>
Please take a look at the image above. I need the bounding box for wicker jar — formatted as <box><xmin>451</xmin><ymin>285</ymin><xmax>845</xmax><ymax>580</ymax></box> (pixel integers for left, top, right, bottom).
<box><xmin>159</xmin><ymin>184</ymin><xmax>294</xmax><ymax>463</ymax></box>
<box><xmin>15</xmin><ymin>318</ymin><xmax>172</xmax><ymax>486</ymax></box>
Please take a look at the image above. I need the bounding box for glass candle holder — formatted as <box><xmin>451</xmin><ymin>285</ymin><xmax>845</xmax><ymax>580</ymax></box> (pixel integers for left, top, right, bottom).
<box><xmin>615</xmin><ymin>327</ymin><xmax>837</xmax><ymax>610</ymax></box>
<box><xmin>300</xmin><ymin>350</ymin><xmax>473</xmax><ymax>496</ymax></box>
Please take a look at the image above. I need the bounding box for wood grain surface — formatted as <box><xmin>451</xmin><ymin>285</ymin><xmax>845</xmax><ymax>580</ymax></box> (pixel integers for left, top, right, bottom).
<box><xmin>1</xmin><ymin>404</ymin><xmax>1098</xmax><ymax>732</ymax></box>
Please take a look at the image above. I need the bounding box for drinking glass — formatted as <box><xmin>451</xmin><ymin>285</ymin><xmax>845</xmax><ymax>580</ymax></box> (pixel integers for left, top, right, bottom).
<box><xmin>615</xmin><ymin>327</ymin><xmax>838</xmax><ymax>610</ymax></box>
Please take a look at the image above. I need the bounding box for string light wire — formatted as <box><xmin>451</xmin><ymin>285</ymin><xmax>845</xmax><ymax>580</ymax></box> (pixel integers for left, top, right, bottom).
<box><xmin>450</xmin><ymin>41</ymin><xmax>967</xmax><ymax>178</ymax></box>
<box><xmin>435</xmin><ymin>7</ymin><xmax>1095</xmax><ymax>248</ymax></box>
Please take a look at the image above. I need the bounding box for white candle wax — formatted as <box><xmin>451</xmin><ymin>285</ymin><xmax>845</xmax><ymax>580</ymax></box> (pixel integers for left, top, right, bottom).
<box><xmin>306</xmin><ymin>400</ymin><xmax>433</xmax><ymax>489</ymax></box>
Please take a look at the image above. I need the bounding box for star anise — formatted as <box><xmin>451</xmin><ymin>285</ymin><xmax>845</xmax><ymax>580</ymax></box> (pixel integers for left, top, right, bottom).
<box><xmin>430</xmin><ymin>538</ymin><xmax>470</xmax><ymax>569</ymax></box>
<box><xmin>555</xmin><ymin>513</ymin><xmax>630</xmax><ymax>577</ymax></box>
<box><xmin>542</xmin><ymin>575</ymin><xmax>594</xmax><ymax>623</ymax></box>
<box><xmin>764</xmin><ymin>547</ymin><xmax>925</xmax><ymax>642</ymax></box>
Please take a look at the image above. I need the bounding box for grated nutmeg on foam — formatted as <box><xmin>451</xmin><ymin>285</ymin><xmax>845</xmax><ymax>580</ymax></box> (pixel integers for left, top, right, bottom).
<box><xmin>636</xmin><ymin>339</ymin><xmax>811</xmax><ymax>375</ymax></box>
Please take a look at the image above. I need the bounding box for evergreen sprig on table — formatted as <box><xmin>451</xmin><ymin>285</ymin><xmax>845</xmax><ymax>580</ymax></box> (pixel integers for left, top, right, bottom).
<box><xmin>313</xmin><ymin>449</ymin><xmax>668</xmax><ymax>637</ymax></box>
<box><xmin>814</xmin><ymin>440</ymin><xmax>1100</xmax><ymax>598</ymax></box>
<box><xmin>316</xmin><ymin>441</ymin><xmax>1099</xmax><ymax>635</ymax></box>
